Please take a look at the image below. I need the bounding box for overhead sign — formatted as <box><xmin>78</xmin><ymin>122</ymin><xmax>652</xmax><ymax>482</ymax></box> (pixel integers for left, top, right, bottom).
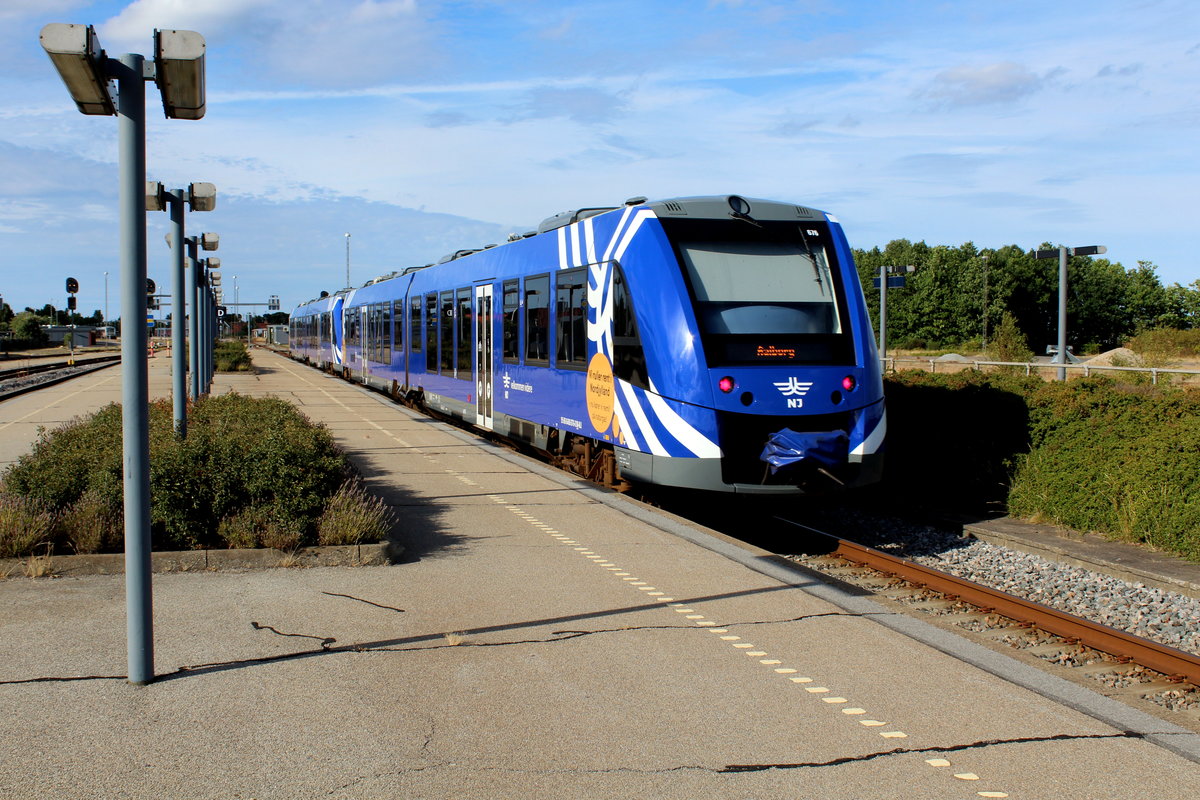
<box><xmin>872</xmin><ymin>276</ymin><xmax>907</xmax><ymax>289</ymax></box>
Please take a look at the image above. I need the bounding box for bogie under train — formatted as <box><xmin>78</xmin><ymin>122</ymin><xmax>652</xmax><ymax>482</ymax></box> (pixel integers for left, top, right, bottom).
<box><xmin>290</xmin><ymin>195</ymin><xmax>885</xmax><ymax>494</ymax></box>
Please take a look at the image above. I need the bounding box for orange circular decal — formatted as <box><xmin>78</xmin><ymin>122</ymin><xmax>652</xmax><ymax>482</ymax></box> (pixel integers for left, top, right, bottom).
<box><xmin>586</xmin><ymin>353</ymin><xmax>615</xmax><ymax>433</ymax></box>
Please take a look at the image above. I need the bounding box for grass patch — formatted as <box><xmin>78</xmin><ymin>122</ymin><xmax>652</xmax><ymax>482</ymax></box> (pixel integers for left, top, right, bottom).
<box><xmin>0</xmin><ymin>393</ymin><xmax>393</xmax><ymax>557</ymax></box>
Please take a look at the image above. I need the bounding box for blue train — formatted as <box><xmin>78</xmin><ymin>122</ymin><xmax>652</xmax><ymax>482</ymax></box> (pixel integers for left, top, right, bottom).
<box><xmin>290</xmin><ymin>195</ymin><xmax>885</xmax><ymax>494</ymax></box>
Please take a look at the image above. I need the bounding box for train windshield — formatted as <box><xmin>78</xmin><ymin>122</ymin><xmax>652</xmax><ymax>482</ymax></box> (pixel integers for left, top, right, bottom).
<box><xmin>663</xmin><ymin>218</ymin><xmax>853</xmax><ymax>365</ymax></box>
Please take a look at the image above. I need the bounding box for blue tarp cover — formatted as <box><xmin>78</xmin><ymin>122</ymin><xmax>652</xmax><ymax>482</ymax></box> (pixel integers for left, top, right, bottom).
<box><xmin>759</xmin><ymin>428</ymin><xmax>848</xmax><ymax>474</ymax></box>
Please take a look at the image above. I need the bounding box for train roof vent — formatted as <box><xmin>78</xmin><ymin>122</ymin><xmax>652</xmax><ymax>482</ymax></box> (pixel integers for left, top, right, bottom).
<box><xmin>437</xmin><ymin>248</ymin><xmax>482</xmax><ymax>264</ymax></box>
<box><xmin>536</xmin><ymin>207</ymin><xmax>618</xmax><ymax>234</ymax></box>
<box><xmin>794</xmin><ymin>205</ymin><xmax>819</xmax><ymax>219</ymax></box>
<box><xmin>660</xmin><ymin>201</ymin><xmax>687</xmax><ymax>215</ymax></box>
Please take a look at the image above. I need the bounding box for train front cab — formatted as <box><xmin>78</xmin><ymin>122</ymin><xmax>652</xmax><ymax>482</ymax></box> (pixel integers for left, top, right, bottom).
<box><xmin>616</xmin><ymin>197</ymin><xmax>885</xmax><ymax>494</ymax></box>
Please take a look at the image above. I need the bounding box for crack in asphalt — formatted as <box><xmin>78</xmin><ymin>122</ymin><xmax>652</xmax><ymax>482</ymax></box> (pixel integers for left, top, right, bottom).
<box><xmin>320</xmin><ymin>591</ymin><xmax>405</xmax><ymax>613</ymax></box>
<box><xmin>720</xmin><ymin>731</ymin><xmax>1147</xmax><ymax>772</ymax></box>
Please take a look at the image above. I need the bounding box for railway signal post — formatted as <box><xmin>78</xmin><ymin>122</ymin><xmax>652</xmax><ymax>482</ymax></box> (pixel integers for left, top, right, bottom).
<box><xmin>41</xmin><ymin>22</ymin><xmax>207</xmax><ymax>686</ymax></box>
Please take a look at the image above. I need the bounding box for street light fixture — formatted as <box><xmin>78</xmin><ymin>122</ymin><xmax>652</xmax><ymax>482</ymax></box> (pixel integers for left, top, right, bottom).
<box><xmin>154</xmin><ymin>29</ymin><xmax>206</xmax><ymax>120</ymax></box>
<box><xmin>39</xmin><ymin>24</ymin><xmax>115</xmax><ymax>115</ymax></box>
<box><xmin>1032</xmin><ymin>244</ymin><xmax>1107</xmax><ymax>381</ymax></box>
<box><xmin>41</xmin><ymin>21</ymin><xmax>207</xmax><ymax>687</ymax></box>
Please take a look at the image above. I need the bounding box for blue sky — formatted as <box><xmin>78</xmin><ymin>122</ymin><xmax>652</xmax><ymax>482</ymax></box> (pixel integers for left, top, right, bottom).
<box><xmin>1</xmin><ymin>0</ymin><xmax>1197</xmax><ymax>319</ymax></box>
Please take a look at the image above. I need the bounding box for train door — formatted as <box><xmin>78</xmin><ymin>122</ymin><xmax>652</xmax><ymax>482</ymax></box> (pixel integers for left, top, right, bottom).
<box><xmin>475</xmin><ymin>283</ymin><xmax>494</xmax><ymax>430</ymax></box>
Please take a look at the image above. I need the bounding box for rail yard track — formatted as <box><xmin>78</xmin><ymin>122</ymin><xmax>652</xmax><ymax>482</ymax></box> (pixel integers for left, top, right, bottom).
<box><xmin>0</xmin><ymin>354</ymin><xmax>120</xmax><ymax>400</ymax></box>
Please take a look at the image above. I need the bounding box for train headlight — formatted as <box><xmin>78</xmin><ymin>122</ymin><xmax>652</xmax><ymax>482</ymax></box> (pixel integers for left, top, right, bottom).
<box><xmin>842</xmin><ymin>375</ymin><xmax>857</xmax><ymax>391</ymax></box>
<box><xmin>718</xmin><ymin>376</ymin><xmax>735</xmax><ymax>393</ymax></box>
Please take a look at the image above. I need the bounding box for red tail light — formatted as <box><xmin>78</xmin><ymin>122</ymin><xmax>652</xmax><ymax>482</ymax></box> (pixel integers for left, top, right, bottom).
<box><xmin>718</xmin><ymin>376</ymin><xmax>735</xmax><ymax>393</ymax></box>
<box><xmin>842</xmin><ymin>375</ymin><xmax>856</xmax><ymax>391</ymax></box>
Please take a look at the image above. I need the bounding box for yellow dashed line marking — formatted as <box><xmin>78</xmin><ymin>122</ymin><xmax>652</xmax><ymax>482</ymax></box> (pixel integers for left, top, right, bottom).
<box><xmin>487</xmin><ymin>494</ymin><xmax>1011</xmax><ymax>800</ymax></box>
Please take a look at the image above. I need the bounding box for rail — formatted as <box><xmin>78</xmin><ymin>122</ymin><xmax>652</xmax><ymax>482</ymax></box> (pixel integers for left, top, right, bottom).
<box><xmin>778</xmin><ymin>518</ymin><xmax>1200</xmax><ymax>685</ymax></box>
<box><xmin>881</xmin><ymin>357</ymin><xmax>1200</xmax><ymax>385</ymax></box>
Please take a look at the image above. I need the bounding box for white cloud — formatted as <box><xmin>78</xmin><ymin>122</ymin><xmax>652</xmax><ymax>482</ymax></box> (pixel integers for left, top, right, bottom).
<box><xmin>920</xmin><ymin>62</ymin><xmax>1045</xmax><ymax>107</ymax></box>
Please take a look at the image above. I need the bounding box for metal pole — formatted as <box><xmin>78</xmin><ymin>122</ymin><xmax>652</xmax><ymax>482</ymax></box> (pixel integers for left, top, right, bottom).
<box><xmin>345</xmin><ymin>232</ymin><xmax>351</xmax><ymax>288</ymax></box>
<box><xmin>1056</xmin><ymin>245</ymin><xmax>1067</xmax><ymax>381</ymax></box>
<box><xmin>188</xmin><ymin>242</ymin><xmax>200</xmax><ymax>401</ymax></box>
<box><xmin>981</xmin><ymin>254</ymin><xmax>989</xmax><ymax>351</ymax></box>
<box><xmin>115</xmin><ymin>52</ymin><xmax>154</xmax><ymax>686</ymax></box>
<box><xmin>878</xmin><ymin>264</ymin><xmax>888</xmax><ymax>362</ymax></box>
<box><xmin>169</xmin><ymin>190</ymin><xmax>186</xmax><ymax>437</ymax></box>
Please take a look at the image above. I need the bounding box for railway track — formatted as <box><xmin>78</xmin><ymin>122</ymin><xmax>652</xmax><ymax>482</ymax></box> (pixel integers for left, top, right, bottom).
<box><xmin>0</xmin><ymin>355</ymin><xmax>121</xmax><ymax>400</ymax></box>
<box><xmin>774</xmin><ymin>516</ymin><xmax>1200</xmax><ymax>724</ymax></box>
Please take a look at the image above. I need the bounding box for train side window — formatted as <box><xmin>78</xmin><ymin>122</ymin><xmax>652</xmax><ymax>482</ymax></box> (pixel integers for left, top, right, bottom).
<box><xmin>381</xmin><ymin>302</ymin><xmax>392</xmax><ymax>365</ymax></box>
<box><xmin>392</xmin><ymin>299</ymin><xmax>404</xmax><ymax>361</ymax></box>
<box><xmin>439</xmin><ymin>290</ymin><xmax>455</xmax><ymax>374</ymax></box>
<box><xmin>425</xmin><ymin>293</ymin><xmax>438</xmax><ymax>373</ymax></box>
<box><xmin>456</xmin><ymin>287</ymin><xmax>472</xmax><ymax>378</ymax></box>
<box><xmin>410</xmin><ymin>297</ymin><xmax>421</xmax><ymax>353</ymax></box>
<box><xmin>524</xmin><ymin>273</ymin><xmax>550</xmax><ymax>366</ymax></box>
<box><xmin>613</xmin><ymin>264</ymin><xmax>649</xmax><ymax>389</ymax></box>
<box><xmin>502</xmin><ymin>279</ymin><xmax>519</xmax><ymax>365</ymax></box>
<box><xmin>556</xmin><ymin>267</ymin><xmax>587</xmax><ymax>370</ymax></box>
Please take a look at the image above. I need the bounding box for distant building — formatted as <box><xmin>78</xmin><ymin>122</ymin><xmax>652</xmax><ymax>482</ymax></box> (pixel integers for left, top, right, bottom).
<box><xmin>43</xmin><ymin>326</ymin><xmax>98</xmax><ymax>347</ymax></box>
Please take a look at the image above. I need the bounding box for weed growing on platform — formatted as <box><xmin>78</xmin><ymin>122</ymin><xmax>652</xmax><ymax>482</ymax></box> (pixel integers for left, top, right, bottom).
<box><xmin>0</xmin><ymin>393</ymin><xmax>392</xmax><ymax>556</ymax></box>
<box><xmin>317</xmin><ymin>478</ymin><xmax>395</xmax><ymax>546</ymax></box>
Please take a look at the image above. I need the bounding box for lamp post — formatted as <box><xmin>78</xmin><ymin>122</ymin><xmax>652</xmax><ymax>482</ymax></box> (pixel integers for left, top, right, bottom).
<box><xmin>103</xmin><ymin>270</ymin><xmax>109</xmax><ymax>326</ymax></box>
<box><xmin>873</xmin><ymin>265</ymin><xmax>915</xmax><ymax>364</ymax></box>
<box><xmin>41</xmin><ymin>22</ymin><xmax>206</xmax><ymax>686</ymax></box>
<box><xmin>1032</xmin><ymin>244</ymin><xmax>1107</xmax><ymax>380</ymax></box>
<box><xmin>148</xmin><ymin>181</ymin><xmax>215</xmax><ymax>436</ymax></box>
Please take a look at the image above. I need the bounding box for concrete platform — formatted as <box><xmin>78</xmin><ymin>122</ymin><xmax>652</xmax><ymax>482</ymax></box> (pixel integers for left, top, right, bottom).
<box><xmin>1</xmin><ymin>349</ymin><xmax>1198</xmax><ymax>798</ymax></box>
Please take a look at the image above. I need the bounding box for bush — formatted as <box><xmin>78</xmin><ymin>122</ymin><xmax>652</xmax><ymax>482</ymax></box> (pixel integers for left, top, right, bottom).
<box><xmin>880</xmin><ymin>370</ymin><xmax>1040</xmax><ymax>510</ymax></box>
<box><xmin>877</xmin><ymin>373</ymin><xmax>1200</xmax><ymax>561</ymax></box>
<box><xmin>985</xmin><ymin>311</ymin><xmax>1034</xmax><ymax>364</ymax></box>
<box><xmin>0</xmin><ymin>493</ymin><xmax>56</xmax><ymax>559</ymax></box>
<box><xmin>1125</xmin><ymin>328</ymin><xmax>1200</xmax><ymax>361</ymax></box>
<box><xmin>1009</xmin><ymin>379</ymin><xmax>1200</xmax><ymax>560</ymax></box>
<box><xmin>215</xmin><ymin>340</ymin><xmax>253</xmax><ymax>372</ymax></box>
<box><xmin>0</xmin><ymin>393</ymin><xmax>384</xmax><ymax>556</ymax></box>
<box><xmin>61</xmin><ymin>489</ymin><xmax>121</xmax><ymax>554</ymax></box>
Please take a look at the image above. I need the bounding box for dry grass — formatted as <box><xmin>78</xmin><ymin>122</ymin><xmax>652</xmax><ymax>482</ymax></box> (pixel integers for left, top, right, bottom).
<box><xmin>443</xmin><ymin>632</ymin><xmax>465</xmax><ymax>646</ymax></box>
<box><xmin>23</xmin><ymin>544</ymin><xmax>55</xmax><ymax>578</ymax></box>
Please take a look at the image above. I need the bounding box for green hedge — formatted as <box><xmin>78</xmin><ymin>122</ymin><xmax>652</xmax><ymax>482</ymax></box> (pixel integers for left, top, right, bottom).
<box><xmin>879</xmin><ymin>372</ymin><xmax>1200</xmax><ymax>561</ymax></box>
<box><xmin>1</xmin><ymin>394</ymin><xmax>392</xmax><ymax>557</ymax></box>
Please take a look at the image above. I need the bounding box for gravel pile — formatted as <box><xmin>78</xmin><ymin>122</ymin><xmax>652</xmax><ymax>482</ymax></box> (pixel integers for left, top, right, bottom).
<box><xmin>792</xmin><ymin>509</ymin><xmax>1200</xmax><ymax>657</ymax></box>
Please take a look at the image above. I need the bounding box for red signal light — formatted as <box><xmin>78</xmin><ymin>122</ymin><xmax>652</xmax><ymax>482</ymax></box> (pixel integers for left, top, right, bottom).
<box><xmin>718</xmin><ymin>376</ymin><xmax>735</xmax><ymax>393</ymax></box>
<box><xmin>842</xmin><ymin>375</ymin><xmax>856</xmax><ymax>391</ymax></box>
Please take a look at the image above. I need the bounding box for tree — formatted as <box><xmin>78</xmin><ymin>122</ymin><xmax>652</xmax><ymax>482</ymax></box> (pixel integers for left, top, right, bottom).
<box><xmin>12</xmin><ymin>312</ymin><xmax>46</xmax><ymax>344</ymax></box>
